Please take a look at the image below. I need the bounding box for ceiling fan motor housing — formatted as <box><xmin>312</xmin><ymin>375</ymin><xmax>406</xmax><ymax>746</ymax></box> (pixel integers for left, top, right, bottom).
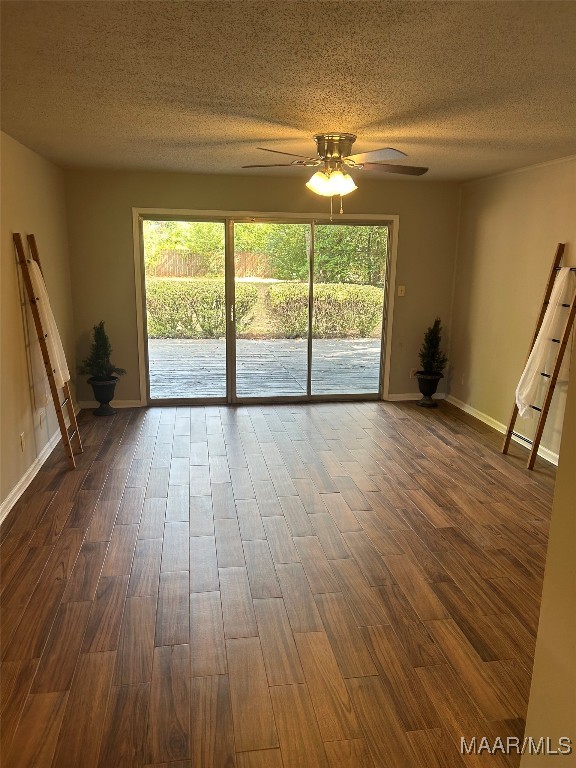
<box><xmin>314</xmin><ymin>133</ymin><xmax>357</xmax><ymax>162</ymax></box>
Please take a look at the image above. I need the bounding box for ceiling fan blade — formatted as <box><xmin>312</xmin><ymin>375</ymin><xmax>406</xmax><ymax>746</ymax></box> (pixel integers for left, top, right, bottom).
<box><xmin>257</xmin><ymin>147</ymin><xmax>314</xmax><ymax>159</ymax></box>
<box><xmin>241</xmin><ymin>163</ymin><xmax>299</xmax><ymax>168</ymax></box>
<box><xmin>362</xmin><ymin>163</ymin><xmax>428</xmax><ymax>176</ymax></box>
<box><xmin>347</xmin><ymin>147</ymin><xmax>407</xmax><ymax>163</ymax></box>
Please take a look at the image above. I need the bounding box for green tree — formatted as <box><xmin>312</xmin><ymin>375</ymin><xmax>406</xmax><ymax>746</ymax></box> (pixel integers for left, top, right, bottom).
<box><xmin>143</xmin><ymin>220</ymin><xmax>225</xmax><ymax>275</ymax></box>
<box><xmin>143</xmin><ymin>220</ymin><xmax>387</xmax><ymax>286</ymax></box>
<box><xmin>314</xmin><ymin>225</ymin><xmax>387</xmax><ymax>285</ymax></box>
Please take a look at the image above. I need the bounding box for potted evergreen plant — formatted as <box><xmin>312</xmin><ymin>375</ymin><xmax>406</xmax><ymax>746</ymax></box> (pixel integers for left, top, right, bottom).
<box><xmin>78</xmin><ymin>321</ymin><xmax>126</xmax><ymax>415</ymax></box>
<box><xmin>415</xmin><ymin>317</ymin><xmax>448</xmax><ymax>408</ymax></box>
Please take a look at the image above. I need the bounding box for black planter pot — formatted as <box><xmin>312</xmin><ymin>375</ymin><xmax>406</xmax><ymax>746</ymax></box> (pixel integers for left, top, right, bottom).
<box><xmin>415</xmin><ymin>372</ymin><xmax>443</xmax><ymax>408</ymax></box>
<box><xmin>88</xmin><ymin>376</ymin><xmax>118</xmax><ymax>416</ymax></box>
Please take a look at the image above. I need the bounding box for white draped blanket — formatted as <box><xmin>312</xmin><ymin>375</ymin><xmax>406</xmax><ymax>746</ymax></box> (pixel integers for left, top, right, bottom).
<box><xmin>28</xmin><ymin>300</ymin><xmax>50</xmax><ymax>409</ymax></box>
<box><xmin>28</xmin><ymin>260</ymin><xmax>70</xmax><ymax>390</ymax></box>
<box><xmin>516</xmin><ymin>267</ymin><xmax>575</xmax><ymax>418</ymax></box>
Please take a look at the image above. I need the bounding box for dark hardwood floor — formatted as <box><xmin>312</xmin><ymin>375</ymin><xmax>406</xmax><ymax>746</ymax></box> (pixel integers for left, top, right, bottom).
<box><xmin>0</xmin><ymin>401</ymin><xmax>555</xmax><ymax>767</ymax></box>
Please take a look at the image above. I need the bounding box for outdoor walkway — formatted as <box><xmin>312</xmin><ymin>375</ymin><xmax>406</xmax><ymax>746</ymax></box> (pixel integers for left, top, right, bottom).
<box><xmin>148</xmin><ymin>338</ymin><xmax>382</xmax><ymax>399</ymax></box>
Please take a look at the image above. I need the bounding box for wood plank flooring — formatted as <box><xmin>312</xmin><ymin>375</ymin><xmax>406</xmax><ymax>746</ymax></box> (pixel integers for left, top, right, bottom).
<box><xmin>0</xmin><ymin>402</ymin><xmax>555</xmax><ymax>767</ymax></box>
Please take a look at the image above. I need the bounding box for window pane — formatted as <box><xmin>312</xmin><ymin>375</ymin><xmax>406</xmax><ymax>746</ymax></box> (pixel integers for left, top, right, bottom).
<box><xmin>311</xmin><ymin>224</ymin><xmax>387</xmax><ymax>395</ymax></box>
<box><xmin>144</xmin><ymin>219</ymin><xmax>227</xmax><ymax>399</ymax></box>
<box><xmin>234</xmin><ymin>222</ymin><xmax>309</xmax><ymax>398</ymax></box>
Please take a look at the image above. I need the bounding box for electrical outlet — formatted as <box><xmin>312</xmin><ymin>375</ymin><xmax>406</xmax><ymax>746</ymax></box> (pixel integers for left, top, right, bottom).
<box><xmin>20</xmin><ymin>432</ymin><xmax>25</xmax><ymax>452</ymax></box>
<box><xmin>410</xmin><ymin>368</ymin><xmax>418</xmax><ymax>378</ymax></box>
<box><xmin>397</xmin><ymin>285</ymin><xmax>406</xmax><ymax>297</ymax></box>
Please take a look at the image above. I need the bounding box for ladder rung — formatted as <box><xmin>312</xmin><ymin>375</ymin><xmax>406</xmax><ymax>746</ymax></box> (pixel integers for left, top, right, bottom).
<box><xmin>61</xmin><ymin>396</ymin><xmax>70</xmax><ymax>407</ymax></box>
<box><xmin>530</xmin><ymin>405</ymin><xmax>542</xmax><ymax>412</ymax></box>
<box><xmin>552</xmin><ymin>338</ymin><xmax>560</xmax><ymax>343</ymax></box>
<box><xmin>544</xmin><ymin>302</ymin><xmax>571</xmax><ymax>307</ymax></box>
<box><xmin>540</xmin><ymin>372</ymin><xmax>551</xmax><ymax>378</ymax></box>
<box><xmin>68</xmin><ymin>428</ymin><xmax>77</xmax><ymax>440</ymax></box>
<box><xmin>511</xmin><ymin>431</ymin><xmax>533</xmax><ymax>444</ymax></box>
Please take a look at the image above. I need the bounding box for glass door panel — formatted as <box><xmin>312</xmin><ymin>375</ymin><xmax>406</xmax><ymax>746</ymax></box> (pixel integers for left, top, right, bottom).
<box><xmin>143</xmin><ymin>219</ymin><xmax>227</xmax><ymax>399</ymax></box>
<box><xmin>234</xmin><ymin>222</ymin><xmax>310</xmax><ymax>398</ymax></box>
<box><xmin>311</xmin><ymin>224</ymin><xmax>388</xmax><ymax>395</ymax></box>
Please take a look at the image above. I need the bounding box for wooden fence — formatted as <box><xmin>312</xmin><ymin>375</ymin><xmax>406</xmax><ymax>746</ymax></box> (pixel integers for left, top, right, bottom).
<box><xmin>148</xmin><ymin>250</ymin><xmax>274</xmax><ymax>278</ymax></box>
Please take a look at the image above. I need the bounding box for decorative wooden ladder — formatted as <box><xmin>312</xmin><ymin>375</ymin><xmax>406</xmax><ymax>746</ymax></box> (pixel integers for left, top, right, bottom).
<box><xmin>14</xmin><ymin>233</ymin><xmax>83</xmax><ymax>470</ymax></box>
<box><xmin>502</xmin><ymin>243</ymin><xmax>576</xmax><ymax>469</ymax></box>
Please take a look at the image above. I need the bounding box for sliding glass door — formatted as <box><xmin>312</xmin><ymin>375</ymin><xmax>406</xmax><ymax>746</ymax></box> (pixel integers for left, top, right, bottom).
<box><xmin>143</xmin><ymin>219</ymin><xmax>227</xmax><ymax>400</ymax></box>
<box><xmin>234</xmin><ymin>222</ymin><xmax>310</xmax><ymax>398</ymax></box>
<box><xmin>141</xmin><ymin>216</ymin><xmax>389</xmax><ymax>403</ymax></box>
<box><xmin>312</xmin><ymin>224</ymin><xmax>388</xmax><ymax>395</ymax></box>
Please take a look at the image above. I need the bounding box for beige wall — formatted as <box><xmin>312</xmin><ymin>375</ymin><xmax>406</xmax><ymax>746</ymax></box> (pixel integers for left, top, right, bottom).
<box><xmin>64</xmin><ymin>170</ymin><xmax>459</xmax><ymax>403</ymax></box>
<box><xmin>450</xmin><ymin>157</ymin><xmax>576</xmax><ymax>458</ymax></box>
<box><xmin>521</xmin><ymin>337</ymin><xmax>576</xmax><ymax>765</ymax></box>
<box><xmin>0</xmin><ymin>132</ymin><xmax>75</xmax><ymax>511</ymax></box>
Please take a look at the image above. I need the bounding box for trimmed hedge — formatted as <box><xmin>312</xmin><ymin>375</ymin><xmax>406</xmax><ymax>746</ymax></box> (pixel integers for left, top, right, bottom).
<box><xmin>146</xmin><ymin>278</ymin><xmax>257</xmax><ymax>338</ymax></box>
<box><xmin>265</xmin><ymin>283</ymin><xmax>308</xmax><ymax>338</ymax></box>
<box><xmin>266</xmin><ymin>283</ymin><xmax>383</xmax><ymax>338</ymax></box>
<box><xmin>146</xmin><ymin>278</ymin><xmax>383</xmax><ymax>339</ymax></box>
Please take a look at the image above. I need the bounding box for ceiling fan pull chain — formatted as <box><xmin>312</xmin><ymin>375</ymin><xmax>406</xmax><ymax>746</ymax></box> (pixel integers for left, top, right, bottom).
<box><xmin>339</xmin><ymin>195</ymin><xmax>344</xmax><ymax>215</ymax></box>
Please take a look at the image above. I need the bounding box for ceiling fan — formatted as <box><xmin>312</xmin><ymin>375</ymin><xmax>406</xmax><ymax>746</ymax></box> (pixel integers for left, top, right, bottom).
<box><xmin>242</xmin><ymin>132</ymin><xmax>428</xmax><ymax>198</ymax></box>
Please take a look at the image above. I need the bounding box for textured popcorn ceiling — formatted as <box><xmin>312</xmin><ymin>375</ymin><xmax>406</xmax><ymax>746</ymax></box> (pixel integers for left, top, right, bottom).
<box><xmin>1</xmin><ymin>1</ymin><xmax>575</xmax><ymax>181</ymax></box>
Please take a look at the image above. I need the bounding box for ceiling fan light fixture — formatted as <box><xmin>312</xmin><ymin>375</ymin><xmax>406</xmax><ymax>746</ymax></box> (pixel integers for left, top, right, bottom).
<box><xmin>329</xmin><ymin>170</ymin><xmax>357</xmax><ymax>195</ymax></box>
<box><xmin>306</xmin><ymin>170</ymin><xmax>332</xmax><ymax>196</ymax></box>
<box><xmin>306</xmin><ymin>169</ymin><xmax>357</xmax><ymax>197</ymax></box>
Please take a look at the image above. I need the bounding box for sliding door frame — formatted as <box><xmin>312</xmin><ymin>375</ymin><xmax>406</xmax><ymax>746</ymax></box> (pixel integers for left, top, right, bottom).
<box><xmin>132</xmin><ymin>207</ymin><xmax>399</xmax><ymax>405</ymax></box>
<box><xmin>232</xmin><ymin>216</ymin><xmax>313</xmax><ymax>402</ymax></box>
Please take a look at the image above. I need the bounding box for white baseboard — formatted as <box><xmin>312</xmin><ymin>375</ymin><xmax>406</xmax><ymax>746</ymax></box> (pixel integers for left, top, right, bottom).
<box><xmin>78</xmin><ymin>399</ymin><xmax>143</xmax><ymax>410</ymax></box>
<box><xmin>0</xmin><ymin>429</ymin><xmax>62</xmax><ymax>526</ymax></box>
<box><xmin>386</xmin><ymin>392</ymin><xmax>446</xmax><ymax>402</ymax></box>
<box><xmin>0</xmin><ymin>406</ymin><xmax>83</xmax><ymax>526</ymax></box>
<box><xmin>446</xmin><ymin>395</ymin><xmax>559</xmax><ymax>466</ymax></box>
